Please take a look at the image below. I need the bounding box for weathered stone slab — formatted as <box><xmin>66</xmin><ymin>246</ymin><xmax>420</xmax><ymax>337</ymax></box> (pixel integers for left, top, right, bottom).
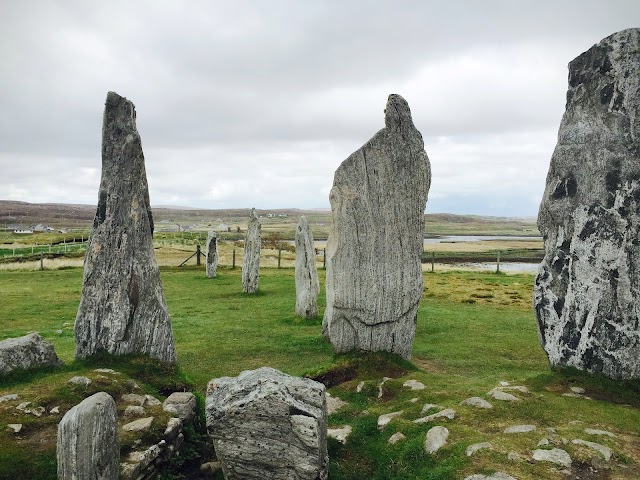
<box><xmin>163</xmin><ymin>392</ymin><xmax>197</xmax><ymax>423</ymax></box>
<box><xmin>75</xmin><ymin>91</ymin><xmax>176</xmax><ymax>364</ymax></box>
<box><xmin>206</xmin><ymin>367</ymin><xmax>328</xmax><ymax>480</ymax></box>
<box><xmin>534</xmin><ymin>28</ymin><xmax>640</xmax><ymax>380</ymax></box>
<box><xmin>0</xmin><ymin>333</ymin><xmax>62</xmax><ymax>376</ymax></box>
<box><xmin>206</xmin><ymin>231</ymin><xmax>218</xmax><ymax>278</ymax></box>
<box><xmin>242</xmin><ymin>208</ymin><xmax>261</xmax><ymax>293</ymax></box>
<box><xmin>322</xmin><ymin>94</ymin><xmax>431</xmax><ymax>359</ymax></box>
<box><xmin>57</xmin><ymin>392</ymin><xmax>119</xmax><ymax>480</ymax></box>
<box><xmin>295</xmin><ymin>216</ymin><xmax>319</xmax><ymax>318</ymax></box>
<box><xmin>532</xmin><ymin>448</ymin><xmax>572</xmax><ymax>467</ymax></box>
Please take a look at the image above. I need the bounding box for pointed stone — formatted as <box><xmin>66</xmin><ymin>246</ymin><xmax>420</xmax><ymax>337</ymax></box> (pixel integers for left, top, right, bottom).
<box><xmin>206</xmin><ymin>231</ymin><xmax>218</xmax><ymax>278</ymax></box>
<box><xmin>295</xmin><ymin>216</ymin><xmax>319</xmax><ymax>318</ymax></box>
<box><xmin>242</xmin><ymin>208</ymin><xmax>261</xmax><ymax>293</ymax></box>
<box><xmin>534</xmin><ymin>28</ymin><xmax>640</xmax><ymax>380</ymax></box>
<box><xmin>322</xmin><ymin>94</ymin><xmax>431</xmax><ymax>359</ymax></box>
<box><xmin>75</xmin><ymin>91</ymin><xmax>176</xmax><ymax>364</ymax></box>
<box><xmin>57</xmin><ymin>392</ymin><xmax>119</xmax><ymax>479</ymax></box>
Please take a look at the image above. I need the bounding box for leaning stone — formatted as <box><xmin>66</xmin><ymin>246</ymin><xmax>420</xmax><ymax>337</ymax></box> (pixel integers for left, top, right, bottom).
<box><xmin>8</xmin><ymin>424</ymin><xmax>22</xmax><ymax>433</ymax></box>
<box><xmin>388</xmin><ymin>432</ymin><xmax>406</xmax><ymax>445</ymax></box>
<box><xmin>424</xmin><ymin>426</ymin><xmax>449</xmax><ymax>454</ymax></box>
<box><xmin>466</xmin><ymin>442</ymin><xmax>492</xmax><ymax>456</ymax></box>
<box><xmin>504</xmin><ymin>425</ymin><xmax>536</xmax><ymax>434</ymax></box>
<box><xmin>584</xmin><ymin>428</ymin><xmax>616</xmax><ymax>437</ymax></box>
<box><xmin>534</xmin><ymin>28</ymin><xmax>640</xmax><ymax>380</ymax></box>
<box><xmin>206</xmin><ymin>367</ymin><xmax>327</xmax><ymax>480</ymax></box>
<box><xmin>377</xmin><ymin>411</ymin><xmax>403</xmax><ymax>429</ymax></box>
<box><xmin>67</xmin><ymin>376</ymin><xmax>91</xmax><ymax>387</ymax></box>
<box><xmin>163</xmin><ymin>392</ymin><xmax>197</xmax><ymax>423</ymax></box>
<box><xmin>206</xmin><ymin>231</ymin><xmax>219</xmax><ymax>278</ymax></box>
<box><xmin>403</xmin><ymin>379</ymin><xmax>426</xmax><ymax>390</ymax></box>
<box><xmin>164</xmin><ymin>417</ymin><xmax>182</xmax><ymax>441</ymax></box>
<box><xmin>487</xmin><ymin>388</ymin><xmax>520</xmax><ymax>402</ymax></box>
<box><xmin>124</xmin><ymin>405</ymin><xmax>145</xmax><ymax>417</ymax></box>
<box><xmin>0</xmin><ymin>394</ymin><xmax>19</xmax><ymax>403</ymax></box>
<box><xmin>322</xmin><ymin>94</ymin><xmax>431</xmax><ymax>360</ymax></box>
<box><xmin>465</xmin><ymin>473</ymin><xmax>517</xmax><ymax>480</ymax></box>
<box><xmin>241</xmin><ymin>208</ymin><xmax>261</xmax><ymax>293</ymax></box>
<box><xmin>327</xmin><ymin>425</ymin><xmax>352</xmax><ymax>444</ymax></box>
<box><xmin>326</xmin><ymin>392</ymin><xmax>347</xmax><ymax>415</ymax></box>
<box><xmin>57</xmin><ymin>392</ymin><xmax>119</xmax><ymax>480</ymax></box>
<box><xmin>414</xmin><ymin>408</ymin><xmax>455</xmax><ymax>424</ymax></box>
<box><xmin>122</xmin><ymin>417</ymin><xmax>154</xmax><ymax>433</ymax></box>
<box><xmin>532</xmin><ymin>448</ymin><xmax>572</xmax><ymax>467</ymax></box>
<box><xmin>0</xmin><ymin>333</ymin><xmax>63</xmax><ymax>376</ymax></box>
<box><xmin>460</xmin><ymin>397</ymin><xmax>493</xmax><ymax>409</ymax></box>
<box><xmin>74</xmin><ymin>91</ymin><xmax>177</xmax><ymax>364</ymax></box>
<box><xmin>572</xmin><ymin>439</ymin><xmax>613</xmax><ymax>461</ymax></box>
<box><xmin>295</xmin><ymin>216</ymin><xmax>320</xmax><ymax>318</ymax></box>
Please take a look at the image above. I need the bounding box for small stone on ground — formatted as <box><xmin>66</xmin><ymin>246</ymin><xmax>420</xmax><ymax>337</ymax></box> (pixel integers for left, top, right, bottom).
<box><xmin>424</xmin><ymin>426</ymin><xmax>449</xmax><ymax>454</ymax></box>
<box><xmin>327</xmin><ymin>425</ymin><xmax>352</xmax><ymax>444</ymax></box>
<box><xmin>8</xmin><ymin>424</ymin><xmax>22</xmax><ymax>433</ymax></box>
<box><xmin>464</xmin><ymin>473</ymin><xmax>517</xmax><ymax>480</ymax></box>
<box><xmin>388</xmin><ymin>432</ymin><xmax>406</xmax><ymax>445</ymax></box>
<box><xmin>377</xmin><ymin>411</ymin><xmax>403</xmax><ymax>429</ymax></box>
<box><xmin>414</xmin><ymin>408</ymin><xmax>455</xmax><ymax>424</ymax></box>
<box><xmin>466</xmin><ymin>442</ymin><xmax>492</xmax><ymax>457</ymax></box>
<box><xmin>572</xmin><ymin>439</ymin><xmax>613</xmax><ymax>461</ymax></box>
<box><xmin>403</xmin><ymin>379</ymin><xmax>425</xmax><ymax>390</ymax></box>
<box><xmin>584</xmin><ymin>428</ymin><xmax>616</xmax><ymax>437</ymax></box>
<box><xmin>68</xmin><ymin>376</ymin><xmax>91</xmax><ymax>387</ymax></box>
<box><xmin>504</xmin><ymin>424</ymin><xmax>536</xmax><ymax>434</ymax></box>
<box><xmin>460</xmin><ymin>397</ymin><xmax>493</xmax><ymax>409</ymax></box>
<box><xmin>487</xmin><ymin>389</ymin><xmax>520</xmax><ymax>402</ymax></box>
<box><xmin>123</xmin><ymin>417</ymin><xmax>154</xmax><ymax>432</ymax></box>
<box><xmin>326</xmin><ymin>392</ymin><xmax>348</xmax><ymax>415</ymax></box>
<box><xmin>532</xmin><ymin>448</ymin><xmax>572</xmax><ymax>467</ymax></box>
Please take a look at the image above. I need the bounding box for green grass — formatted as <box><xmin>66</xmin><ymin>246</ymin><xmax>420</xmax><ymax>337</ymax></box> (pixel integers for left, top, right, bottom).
<box><xmin>0</xmin><ymin>267</ymin><xmax>639</xmax><ymax>479</ymax></box>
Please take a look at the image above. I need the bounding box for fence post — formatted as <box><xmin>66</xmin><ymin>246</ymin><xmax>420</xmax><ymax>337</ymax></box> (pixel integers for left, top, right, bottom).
<box><xmin>40</xmin><ymin>252</ymin><xmax>44</xmax><ymax>271</ymax></box>
<box><xmin>323</xmin><ymin>248</ymin><xmax>326</xmax><ymax>270</ymax></box>
<box><xmin>496</xmin><ymin>251</ymin><xmax>501</xmax><ymax>273</ymax></box>
<box><xmin>232</xmin><ymin>249</ymin><xmax>236</xmax><ymax>269</ymax></box>
<box><xmin>196</xmin><ymin>245</ymin><xmax>201</xmax><ymax>266</ymax></box>
<box><xmin>431</xmin><ymin>251</ymin><xmax>435</xmax><ymax>273</ymax></box>
<box><xmin>277</xmin><ymin>248</ymin><xmax>282</xmax><ymax>268</ymax></box>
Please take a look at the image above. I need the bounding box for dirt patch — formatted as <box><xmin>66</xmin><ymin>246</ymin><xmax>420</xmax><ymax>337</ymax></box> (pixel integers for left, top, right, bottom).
<box><xmin>309</xmin><ymin>364</ymin><xmax>358</xmax><ymax>388</ymax></box>
<box><xmin>570</xmin><ymin>461</ymin><xmax>612</xmax><ymax>479</ymax></box>
<box><xmin>412</xmin><ymin>356</ymin><xmax>445</xmax><ymax>374</ymax></box>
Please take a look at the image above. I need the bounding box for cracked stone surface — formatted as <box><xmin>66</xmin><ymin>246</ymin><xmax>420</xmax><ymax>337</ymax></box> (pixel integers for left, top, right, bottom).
<box><xmin>206</xmin><ymin>231</ymin><xmax>218</xmax><ymax>278</ymax></box>
<box><xmin>295</xmin><ymin>216</ymin><xmax>319</xmax><ymax>318</ymax></box>
<box><xmin>75</xmin><ymin>91</ymin><xmax>176</xmax><ymax>364</ymax></box>
<box><xmin>534</xmin><ymin>28</ymin><xmax>640</xmax><ymax>380</ymax></box>
<box><xmin>322</xmin><ymin>94</ymin><xmax>431</xmax><ymax>359</ymax></box>
<box><xmin>242</xmin><ymin>208</ymin><xmax>261</xmax><ymax>293</ymax></box>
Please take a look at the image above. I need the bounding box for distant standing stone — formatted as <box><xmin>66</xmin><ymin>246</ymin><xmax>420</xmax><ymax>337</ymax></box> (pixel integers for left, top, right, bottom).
<box><xmin>0</xmin><ymin>333</ymin><xmax>63</xmax><ymax>376</ymax></box>
<box><xmin>322</xmin><ymin>94</ymin><xmax>431</xmax><ymax>359</ymax></box>
<box><xmin>206</xmin><ymin>231</ymin><xmax>218</xmax><ymax>278</ymax></box>
<box><xmin>534</xmin><ymin>28</ymin><xmax>640</xmax><ymax>380</ymax></box>
<box><xmin>242</xmin><ymin>208</ymin><xmax>261</xmax><ymax>293</ymax></box>
<box><xmin>57</xmin><ymin>392</ymin><xmax>119</xmax><ymax>480</ymax></box>
<box><xmin>295</xmin><ymin>216</ymin><xmax>320</xmax><ymax>318</ymax></box>
<box><xmin>75</xmin><ymin>91</ymin><xmax>177</xmax><ymax>364</ymax></box>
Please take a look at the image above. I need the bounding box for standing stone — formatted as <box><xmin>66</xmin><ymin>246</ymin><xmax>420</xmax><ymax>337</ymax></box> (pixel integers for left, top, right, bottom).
<box><xmin>75</xmin><ymin>92</ymin><xmax>177</xmax><ymax>364</ymax></box>
<box><xmin>205</xmin><ymin>367</ymin><xmax>328</xmax><ymax>480</ymax></box>
<box><xmin>322</xmin><ymin>94</ymin><xmax>431</xmax><ymax>359</ymax></box>
<box><xmin>206</xmin><ymin>231</ymin><xmax>218</xmax><ymax>278</ymax></box>
<box><xmin>295</xmin><ymin>216</ymin><xmax>320</xmax><ymax>318</ymax></box>
<box><xmin>242</xmin><ymin>208</ymin><xmax>261</xmax><ymax>293</ymax></box>
<box><xmin>57</xmin><ymin>392</ymin><xmax>119</xmax><ymax>480</ymax></box>
<box><xmin>534</xmin><ymin>29</ymin><xmax>640</xmax><ymax>380</ymax></box>
<box><xmin>0</xmin><ymin>333</ymin><xmax>63</xmax><ymax>376</ymax></box>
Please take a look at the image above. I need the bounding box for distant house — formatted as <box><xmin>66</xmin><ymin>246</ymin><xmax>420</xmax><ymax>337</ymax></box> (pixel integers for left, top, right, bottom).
<box><xmin>14</xmin><ymin>229</ymin><xmax>33</xmax><ymax>234</ymax></box>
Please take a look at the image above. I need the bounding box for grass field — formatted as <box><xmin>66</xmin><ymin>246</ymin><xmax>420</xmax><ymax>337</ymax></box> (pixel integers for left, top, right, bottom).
<box><xmin>0</xmin><ymin>267</ymin><xmax>639</xmax><ymax>479</ymax></box>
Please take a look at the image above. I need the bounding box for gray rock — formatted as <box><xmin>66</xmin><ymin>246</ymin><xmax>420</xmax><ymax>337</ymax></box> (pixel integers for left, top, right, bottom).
<box><xmin>507</xmin><ymin>451</ymin><xmax>523</xmax><ymax>461</ymax></box>
<box><xmin>572</xmin><ymin>438</ymin><xmax>613</xmax><ymax>461</ymax></box>
<box><xmin>0</xmin><ymin>394</ymin><xmax>18</xmax><ymax>403</ymax></box>
<box><xmin>537</xmin><ymin>438</ymin><xmax>550</xmax><ymax>447</ymax></box>
<box><xmin>200</xmin><ymin>461</ymin><xmax>222</xmax><ymax>476</ymax></box>
<box><xmin>325</xmin><ymin>392</ymin><xmax>347</xmax><ymax>415</ymax></box>
<box><xmin>388</xmin><ymin>432</ymin><xmax>406</xmax><ymax>445</ymax></box>
<box><xmin>7</xmin><ymin>424</ymin><xmax>22</xmax><ymax>433</ymax></box>
<box><xmin>295</xmin><ymin>216</ymin><xmax>320</xmax><ymax>318</ymax></box>
<box><xmin>16</xmin><ymin>401</ymin><xmax>31</xmax><ymax>410</ymax></box>
<box><xmin>68</xmin><ymin>376</ymin><xmax>91</xmax><ymax>387</ymax></box>
<box><xmin>206</xmin><ymin>367</ymin><xmax>328</xmax><ymax>480</ymax></box>
<box><xmin>402</xmin><ymin>379</ymin><xmax>426</xmax><ymax>390</ymax></box>
<box><xmin>144</xmin><ymin>394</ymin><xmax>161</xmax><ymax>407</ymax></box>
<box><xmin>532</xmin><ymin>448</ymin><xmax>572</xmax><ymax>467</ymax></box>
<box><xmin>164</xmin><ymin>417</ymin><xmax>182</xmax><ymax>441</ymax></box>
<box><xmin>242</xmin><ymin>208</ymin><xmax>261</xmax><ymax>293</ymax></box>
<box><xmin>424</xmin><ymin>426</ymin><xmax>449</xmax><ymax>454</ymax></box>
<box><xmin>570</xmin><ymin>386</ymin><xmax>585</xmax><ymax>394</ymax></box>
<box><xmin>504</xmin><ymin>424</ymin><xmax>536</xmax><ymax>434</ymax></box>
<box><xmin>50</xmin><ymin>406</ymin><xmax>60</xmax><ymax>414</ymax></box>
<box><xmin>206</xmin><ymin>231</ymin><xmax>218</xmax><ymax>278</ymax></box>
<box><xmin>356</xmin><ymin>381</ymin><xmax>365</xmax><ymax>393</ymax></box>
<box><xmin>420</xmin><ymin>403</ymin><xmax>442</xmax><ymax>414</ymax></box>
<box><xmin>124</xmin><ymin>405</ymin><xmax>146</xmax><ymax>417</ymax></box>
<box><xmin>0</xmin><ymin>333</ymin><xmax>63</xmax><ymax>376</ymax></box>
<box><xmin>460</xmin><ymin>397</ymin><xmax>493</xmax><ymax>409</ymax></box>
<box><xmin>534</xmin><ymin>28</ymin><xmax>640</xmax><ymax>380</ymax></box>
<box><xmin>75</xmin><ymin>91</ymin><xmax>177</xmax><ymax>364</ymax></box>
<box><xmin>377</xmin><ymin>410</ymin><xmax>403</xmax><ymax>429</ymax></box>
<box><xmin>487</xmin><ymin>388</ymin><xmax>520</xmax><ymax>402</ymax></box>
<box><xmin>121</xmin><ymin>393</ymin><xmax>146</xmax><ymax>406</ymax></box>
<box><xmin>163</xmin><ymin>392</ymin><xmax>197</xmax><ymax>423</ymax></box>
<box><xmin>584</xmin><ymin>428</ymin><xmax>616</xmax><ymax>437</ymax></box>
<box><xmin>464</xmin><ymin>473</ymin><xmax>517</xmax><ymax>480</ymax></box>
<box><xmin>327</xmin><ymin>425</ymin><xmax>352</xmax><ymax>444</ymax></box>
<box><xmin>466</xmin><ymin>442</ymin><xmax>492</xmax><ymax>456</ymax></box>
<box><xmin>57</xmin><ymin>392</ymin><xmax>119</xmax><ymax>480</ymax></box>
<box><xmin>413</xmin><ymin>408</ymin><xmax>456</xmax><ymax>424</ymax></box>
<box><xmin>122</xmin><ymin>417</ymin><xmax>154</xmax><ymax>432</ymax></box>
<box><xmin>94</xmin><ymin>368</ymin><xmax>119</xmax><ymax>374</ymax></box>
<box><xmin>322</xmin><ymin>94</ymin><xmax>431</xmax><ymax>359</ymax></box>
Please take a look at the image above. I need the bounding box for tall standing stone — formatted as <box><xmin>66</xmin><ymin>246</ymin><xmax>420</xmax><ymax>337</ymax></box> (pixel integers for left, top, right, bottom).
<box><xmin>57</xmin><ymin>392</ymin><xmax>119</xmax><ymax>480</ymax></box>
<box><xmin>534</xmin><ymin>29</ymin><xmax>640</xmax><ymax>380</ymax></box>
<box><xmin>322</xmin><ymin>94</ymin><xmax>431</xmax><ymax>359</ymax></box>
<box><xmin>75</xmin><ymin>91</ymin><xmax>177</xmax><ymax>364</ymax></box>
<box><xmin>295</xmin><ymin>216</ymin><xmax>320</xmax><ymax>318</ymax></box>
<box><xmin>206</xmin><ymin>231</ymin><xmax>218</xmax><ymax>278</ymax></box>
<box><xmin>242</xmin><ymin>208</ymin><xmax>261</xmax><ymax>293</ymax></box>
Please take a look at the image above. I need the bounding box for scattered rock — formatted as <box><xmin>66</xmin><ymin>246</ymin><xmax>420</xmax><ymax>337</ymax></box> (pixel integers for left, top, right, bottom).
<box><xmin>200</xmin><ymin>461</ymin><xmax>222</xmax><ymax>476</ymax></box>
<box><xmin>241</xmin><ymin>208</ymin><xmax>261</xmax><ymax>293</ymax></box>
<box><xmin>537</xmin><ymin>438</ymin><xmax>550</xmax><ymax>447</ymax></box>
<box><xmin>570</xmin><ymin>386</ymin><xmax>585</xmax><ymax>394</ymax></box>
<box><xmin>584</xmin><ymin>428</ymin><xmax>616</xmax><ymax>437</ymax></box>
<box><xmin>144</xmin><ymin>395</ymin><xmax>161</xmax><ymax>407</ymax></box>
<box><xmin>7</xmin><ymin>424</ymin><xmax>22</xmax><ymax>433</ymax></box>
<box><xmin>0</xmin><ymin>394</ymin><xmax>19</xmax><ymax>403</ymax></box>
<box><xmin>532</xmin><ymin>448</ymin><xmax>572</xmax><ymax>467</ymax></box>
<box><xmin>55</xmin><ymin>330</ymin><xmax>63</xmax><ymax>335</ymax></box>
<box><xmin>121</xmin><ymin>393</ymin><xmax>146</xmax><ymax>406</ymax></box>
<box><xmin>414</xmin><ymin>408</ymin><xmax>455</xmax><ymax>424</ymax></box>
<box><xmin>408</xmin><ymin>397</ymin><xmax>419</xmax><ymax>403</ymax></box>
<box><xmin>466</xmin><ymin>442</ymin><xmax>492</xmax><ymax>456</ymax></box>
<box><xmin>16</xmin><ymin>401</ymin><xmax>31</xmax><ymax>410</ymax></box>
<box><xmin>499</xmin><ymin>385</ymin><xmax>529</xmax><ymax>395</ymax></box>
<box><xmin>487</xmin><ymin>389</ymin><xmax>520</xmax><ymax>402</ymax></box>
<box><xmin>68</xmin><ymin>376</ymin><xmax>91</xmax><ymax>387</ymax></box>
<box><xmin>74</xmin><ymin>91</ymin><xmax>177</xmax><ymax>364</ymax></box>
<box><xmin>507</xmin><ymin>451</ymin><xmax>523</xmax><ymax>461</ymax></box>
<box><xmin>0</xmin><ymin>333</ymin><xmax>63</xmax><ymax>376</ymax></box>
<box><xmin>562</xmin><ymin>392</ymin><xmax>592</xmax><ymax>399</ymax></box>
<box><xmin>326</xmin><ymin>392</ymin><xmax>348</xmax><ymax>415</ymax></box>
<box><xmin>499</xmin><ymin>381</ymin><xmax>510</xmax><ymax>386</ymax></box>
<box><xmin>403</xmin><ymin>379</ymin><xmax>425</xmax><ymax>390</ymax></box>
<box><xmin>27</xmin><ymin>406</ymin><xmax>45</xmax><ymax>417</ymax></box>
<box><xmin>206</xmin><ymin>231</ymin><xmax>219</xmax><ymax>278</ymax></box>
<box><xmin>322</xmin><ymin>94</ymin><xmax>431</xmax><ymax>360</ymax></box>
<box><xmin>504</xmin><ymin>425</ymin><xmax>536</xmax><ymax>434</ymax></box>
<box><xmin>572</xmin><ymin>439</ymin><xmax>613</xmax><ymax>461</ymax></box>
<box><xmin>328</xmin><ymin>425</ymin><xmax>352</xmax><ymax>444</ymax></box>
<box><xmin>164</xmin><ymin>417</ymin><xmax>182</xmax><ymax>441</ymax></box>
<box><xmin>424</xmin><ymin>426</ymin><xmax>449</xmax><ymax>454</ymax></box>
<box><xmin>464</xmin><ymin>473</ymin><xmax>517</xmax><ymax>480</ymax></box>
<box><xmin>295</xmin><ymin>216</ymin><xmax>320</xmax><ymax>318</ymax></box>
<box><xmin>388</xmin><ymin>432</ymin><xmax>406</xmax><ymax>445</ymax></box>
<box><xmin>50</xmin><ymin>406</ymin><xmax>60</xmax><ymax>414</ymax></box>
<box><xmin>356</xmin><ymin>381</ymin><xmax>365</xmax><ymax>393</ymax></box>
<box><xmin>124</xmin><ymin>405</ymin><xmax>146</xmax><ymax>417</ymax></box>
<box><xmin>163</xmin><ymin>392</ymin><xmax>197</xmax><ymax>423</ymax></box>
<box><xmin>122</xmin><ymin>417</ymin><xmax>154</xmax><ymax>433</ymax></box>
<box><xmin>460</xmin><ymin>397</ymin><xmax>493</xmax><ymax>409</ymax></box>
<box><xmin>378</xmin><ymin>377</ymin><xmax>391</xmax><ymax>398</ymax></box>
<box><xmin>94</xmin><ymin>368</ymin><xmax>119</xmax><ymax>374</ymax></box>
<box><xmin>420</xmin><ymin>403</ymin><xmax>442</xmax><ymax>414</ymax></box>
<box><xmin>57</xmin><ymin>392</ymin><xmax>119</xmax><ymax>479</ymax></box>
<box><xmin>378</xmin><ymin>411</ymin><xmax>404</xmax><ymax>429</ymax></box>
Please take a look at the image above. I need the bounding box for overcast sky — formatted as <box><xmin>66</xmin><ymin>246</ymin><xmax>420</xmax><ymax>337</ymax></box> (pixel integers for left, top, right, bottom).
<box><xmin>1</xmin><ymin>1</ymin><xmax>638</xmax><ymax>216</ymax></box>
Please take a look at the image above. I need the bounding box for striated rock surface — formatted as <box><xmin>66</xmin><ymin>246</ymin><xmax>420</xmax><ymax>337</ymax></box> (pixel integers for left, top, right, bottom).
<box><xmin>295</xmin><ymin>216</ymin><xmax>320</xmax><ymax>318</ymax></box>
<box><xmin>206</xmin><ymin>231</ymin><xmax>218</xmax><ymax>278</ymax></box>
<box><xmin>75</xmin><ymin>91</ymin><xmax>176</xmax><ymax>363</ymax></box>
<box><xmin>0</xmin><ymin>333</ymin><xmax>63</xmax><ymax>376</ymax></box>
<box><xmin>57</xmin><ymin>392</ymin><xmax>119</xmax><ymax>479</ymax></box>
<box><xmin>534</xmin><ymin>29</ymin><xmax>640</xmax><ymax>379</ymax></box>
<box><xmin>322</xmin><ymin>94</ymin><xmax>431</xmax><ymax>359</ymax></box>
<box><xmin>242</xmin><ymin>208</ymin><xmax>261</xmax><ymax>293</ymax></box>
<box><xmin>205</xmin><ymin>367</ymin><xmax>328</xmax><ymax>480</ymax></box>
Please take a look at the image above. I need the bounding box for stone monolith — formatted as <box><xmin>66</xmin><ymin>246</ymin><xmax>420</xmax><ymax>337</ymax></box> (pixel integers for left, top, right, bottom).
<box><xmin>242</xmin><ymin>208</ymin><xmax>261</xmax><ymax>293</ymax></box>
<box><xmin>205</xmin><ymin>367</ymin><xmax>328</xmax><ymax>480</ymax></box>
<box><xmin>322</xmin><ymin>94</ymin><xmax>431</xmax><ymax>359</ymax></box>
<box><xmin>295</xmin><ymin>216</ymin><xmax>320</xmax><ymax>318</ymax></box>
<box><xmin>75</xmin><ymin>91</ymin><xmax>177</xmax><ymax>363</ymax></box>
<box><xmin>206</xmin><ymin>231</ymin><xmax>218</xmax><ymax>278</ymax></box>
<box><xmin>57</xmin><ymin>392</ymin><xmax>119</xmax><ymax>480</ymax></box>
<box><xmin>534</xmin><ymin>28</ymin><xmax>640</xmax><ymax>380</ymax></box>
